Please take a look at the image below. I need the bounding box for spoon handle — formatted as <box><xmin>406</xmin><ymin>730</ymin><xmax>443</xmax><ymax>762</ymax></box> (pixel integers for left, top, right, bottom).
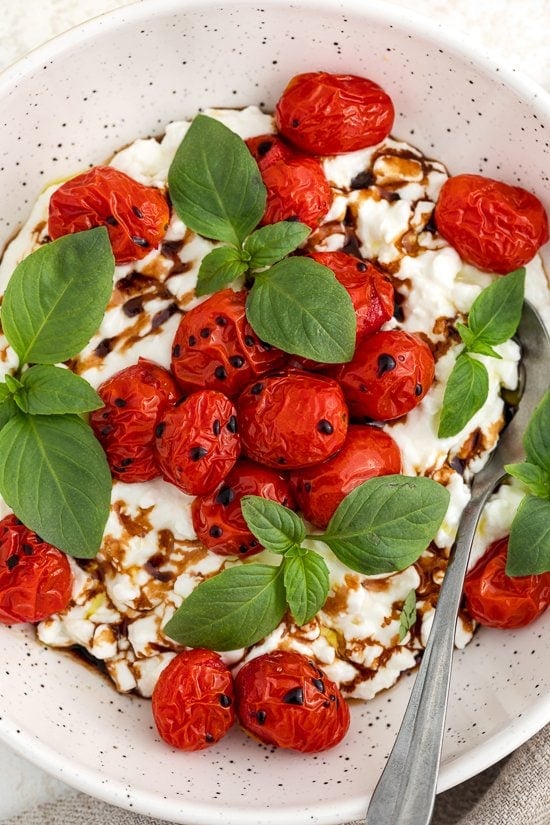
<box><xmin>364</xmin><ymin>487</ymin><xmax>496</xmax><ymax>825</ymax></box>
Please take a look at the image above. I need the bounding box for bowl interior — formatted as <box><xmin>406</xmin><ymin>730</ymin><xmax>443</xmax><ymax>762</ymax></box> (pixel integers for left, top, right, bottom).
<box><xmin>0</xmin><ymin>1</ymin><xmax>548</xmax><ymax>823</ymax></box>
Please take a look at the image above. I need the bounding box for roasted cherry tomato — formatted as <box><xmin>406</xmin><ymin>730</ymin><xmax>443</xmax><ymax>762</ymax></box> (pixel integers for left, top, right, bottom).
<box><xmin>245</xmin><ymin>133</ymin><xmax>296</xmax><ymax>170</ymax></box>
<box><xmin>335</xmin><ymin>329</ymin><xmax>435</xmax><ymax>420</ymax></box>
<box><xmin>90</xmin><ymin>359</ymin><xmax>180</xmax><ymax>483</ymax></box>
<box><xmin>464</xmin><ymin>536</ymin><xmax>550</xmax><ymax>629</ymax></box>
<box><xmin>0</xmin><ymin>515</ymin><xmax>72</xmax><ymax>624</ymax></box>
<box><xmin>155</xmin><ymin>390</ymin><xmax>240</xmax><ymax>495</ymax></box>
<box><xmin>192</xmin><ymin>459</ymin><xmax>296</xmax><ymax>557</ymax></box>
<box><xmin>276</xmin><ymin>71</ymin><xmax>394</xmax><ymax>155</ymax></box>
<box><xmin>290</xmin><ymin>425</ymin><xmax>401</xmax><ymax>529</ymax></box>
<box><xmin>235</xmin><ymin>650</ymin><xmax>350</xmax><ymax>752</ymax></box>
<box><xmin>48</xmin><ymin>165</ymin><xmax>170</xmax><ymax>264</ymax></box>
<box><xmin>237</xmin><ymin>371</ymin><xmax>348</xmax><ymax>469</ymax></box>
<box><xmin>171</xmin><ymin>289</ymin><xmax>286</xmax><ymax>398</ymax></box>
<box><xmin>434</xmin><ymin>173</ymin><xmax>549</xmax><ymax>274</ymax></box>
<box><xmin>309</xmin><ymin>251</ymin><xmax>394</xmax><ymax>343</ymax></box>
<box><xmin>152</xmin><ymin>649</ymin><xmax>235</xmax><ymax>751</ymax></box>
<box><xmin>260</xmin><ymin>156</ymin><xmax>333</xmax><ymax>229</ymax></box>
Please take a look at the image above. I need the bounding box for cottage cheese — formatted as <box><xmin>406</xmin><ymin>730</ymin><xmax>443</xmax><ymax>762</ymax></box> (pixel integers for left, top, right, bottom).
<box><xmin>0</xmin><ymin>106</ymin><xmax>548</xmax><ymax>699</ymax></box>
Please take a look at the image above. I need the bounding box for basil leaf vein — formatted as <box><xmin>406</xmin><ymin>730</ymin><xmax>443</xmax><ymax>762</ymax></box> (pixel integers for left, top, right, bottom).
<box><xmin>241</xmin><ymin>495</ymin><xmax>306</xmax><ymax>554</ymax></box>
<box><xmin>20</xmin><ymin>365</ymin><xmax>102</xmax><ymax>415</ymax></box>
<box><xmin>283</xmin><ymin>549</ymin><xmax>330</xmax><ymax>626</ymax></box>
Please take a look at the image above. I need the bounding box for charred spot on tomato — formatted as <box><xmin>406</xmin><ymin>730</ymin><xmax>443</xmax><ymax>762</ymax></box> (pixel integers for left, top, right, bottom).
<box><xmin>226</xmin><ymin>415</ymin><xmax>238</xmax><ymax>434</ymax></box>
<box><xmin>188</xmin><ymin>335</ymin><xmax>197</xmax><ymax>346</ymax></box>
<box><xmin>205</xmin><ymin>733</ymin><xmax>215</xmax><ymax>743</ymax></box>
<box><xmin>229</xmin><ymin>355</ymin><xmax>245</xmax><ymax>368</ymax></box>
<box><xmin>277</xmin><ymin>457</ymin><xmax>287</xmax><ymax>465</ymax></box>
<box><xmin>304</xmin><ymin>481</ymin><xmax>312</xmax><ymax>493</ymax></box>
<box><xmin>6</xmin><ymin>554</ymin><xmax>19</xmax><ymax>570</ymax></box>
<box><xmin>415</xmin><ymin>383</ymin><xmax>423</xmax><ymax>396</ymax></box>
<box><xmin>291</xmin><ymin>118</ymin><xmax>300</xmax><ymax>128</ymax></box>
<box><xmin>22</xmin><ymin>543</ymin><xmax>33</xmax><ymax>556</ymax></box>
<box><xmin>215</xmin><ymin>315</ymin><xmax>227</xmax><ymax>326</ymax></box>
<box><xmin>131</xmin><ymin>205</ymin><xmax>144</xmax><ymax>219</ymax></box>
<box><xmin>251</xmin><ymin>382</ymin><xmax>264</xmax><ymax>395</ymax></box>
<box><xmin>200</xmin><ymin>327</ymin><xmax>211</xmax><ymax>338</ymax></box>
<box><xmin>255</xmin><ymin>710</ymin><xmax>267</xmax><ymax>725</ymax></box>
<box><xmin>100</xmin><ymin>425</ymin><xmax>113</xmax><ymax>437</ymax></box>
<box><xmin>312</xmin><ymin>678</ymin><xmax>325</xmax><ymax>693</ymax></box>
<box><xmin>114</xmin><ymin>397</ymin><xmax>127</xmax><ymax>408</ymax></box>
<box><xmin>172</xmin><ymin>343</ymin><xmax>181</xmax><ymax>357</ymax></box>
<box><xmin>377</xmin><ymin>353</ymin><xmax>397</xmax><ymax>376</ymax></box>
<box><xmin>131</xmin><ymin>235</ymin><xmax>149</xmax><ymax>248</ymax></box>
<box><xmin>216</xmin><ymin>486</ymin><xmax>235</xmax><ymax>506</ymax></box>
<box><xmin>214</xmin><ymin>365</ymin><xmax>227</xmax><ymax>381</ymax></box>
<box><xmin>356</xmin><ymin>261</ymin><xmax>367</xmax><ymax>272</ymax></box>
<box><xmin>316</xmin><ymin>419</ymin><xmax>334</xmax><ymax>435</ymax></box>
<box><xmin>105</xmin><ymin>214</ymin><xmax>119</xmax><ymax>226</ymax></box>
<box><xmin>189</xmin><ymin>446</ymin><xmax>209</xmax><ymax>461</ymax></box>
<box><xmin>209</xmin><ymin>525</ymin><xmax>223</xmax><ymax>538</ymax></box>
<box><xmin>120</xmin><ymin>457</ymin><xmax>133</xmax><ymax>467</ymax></box>
<box><xmin>258</xmin><ymin>139</ymin><xmax>275</xmax><ymax>156</ymax></box>
<box><xmin>244</xmin><ymin>335</ymin><xmax>256</xmax><ymax>347</ymax></box>
<box><xmin>212</xmin><ymin>419</ymin><xmax>221</xmax><ymax>436</ymax></box>
<box><xmin>219</xmin><ymin>694</ymin><xmax>232</xmax><ymax>708</ymax></box>
<box><xmin>239</xmin><ymin>544</ymin><xmax>249</xmax><ymax>554</ymax></box>
<box><xmin>283</xmin><ymin>687</ymin><xmax>304</xmax><ymax>705</ymax></box>
<box><xmin>155</xmin><ymin>422</ymin><xmax>166</xmax><ymax>438</ymax></box>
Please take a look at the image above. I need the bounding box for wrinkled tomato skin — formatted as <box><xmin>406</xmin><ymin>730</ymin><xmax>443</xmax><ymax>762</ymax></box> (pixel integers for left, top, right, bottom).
<box><xmin>235</xmin><ymin>650</ymin><xmax>350</xmax><ymax>753</ymax></box>
<box><xmin>335</xmin><ymin>329</ymin><xmax>435</xmax><ymax>421</ymax></box>
<box><xmin>434</xmin><ymin>174</ymin><xmax>549</xmax><ymax>274</ymax></box>
<box><xmin>309</xmin><ymin>251</ymin><xmax>394</xmax><ymax>343</ymax></box>
<box><xmin>260</xmin><ymin>157</ymin><xmax>333</xmax><ymax>229</ymax></box>
<box><xmin>152</xmin><ymin>649</ymin><xmax>235</xmax><ymax>751</ymax></box>
<box><xmin>290</xmin><ymin>425</ymin><xmax>402</xmax><ymax>529</ymax></box>
<box><xmin>171</xmin><ymin>289</ymin><xmax>287</xmax><ymax>398</ymax></box>
<box><xmin>236</xmin><ymin>371</ymin><xmax>348</xmax><ymax>470</ymax></box>
<box><xmin>245</xmin><ymin>134</ymin><xmax>296</xmax><ymax>170</ymax></box>
<box><xmin>464</xmin><ymin>537</ymin><xmax>550</xmax><ymax>629</ymax></box>
<box><xmin>155</xmin><ymin>390</ymin><xmax>240</xmax><ymax>496</ymax></box>
<box><xmin>276</xmin><ymin>72</ymin><xmax>394</xmax><ymax>155</ymax></box>
<box><xmin>192</xmin><ymin>459</ymin><xmax>296</xmax><ymax>558</ymax></box>
<box><xmin>0</xmin><ymin>515</ymin><xmax>72</xmax><ymax>625</ymax></box>
<box><xmin>90</xmin><ymin>359</ymin><xmax>180</xmax><ymax>483</ymax></box>
<box><xmin>48</xmin><ymin>165</ymin><xmax>170</xmax><ymax>265</ymax></box>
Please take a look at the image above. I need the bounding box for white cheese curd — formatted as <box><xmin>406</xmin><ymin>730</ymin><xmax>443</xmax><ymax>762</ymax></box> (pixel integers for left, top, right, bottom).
<box><xmin>1</xmin><ymin>106</ymin><xmax>548</xmax><ymax>702</ymax></box>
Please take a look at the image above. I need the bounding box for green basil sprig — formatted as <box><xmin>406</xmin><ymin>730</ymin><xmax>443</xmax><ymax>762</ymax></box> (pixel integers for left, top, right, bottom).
<box><xmin>163</xmin><ymin>474</ymin><xmax>449</xmax><ymax>651</ymax></box>
<box><xmin>438</xmin><ymin>268</ymin><xmax>525</xmax><ymax>438</ymax></box>
<box><xmin>398</xmin><ymin>589</ymin><xmax>417</xmax><ymax>641</ymax></box>
<box><xmin>0</xmin><ymin>227</ymin><xmax>114</xmax><ymax>557</ymax></box>
<box><xmin>505</xmin><ymin>390</ymin><xmax>550</xmax><ymax>575</ymax></box>
<box><xmin>167</xmin><ymin>114</ymin><xmax>356</xmax><ymax>364</ymax></box>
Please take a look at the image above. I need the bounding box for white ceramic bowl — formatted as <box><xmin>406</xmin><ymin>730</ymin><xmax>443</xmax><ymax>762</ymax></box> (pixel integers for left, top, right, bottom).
<box><xmin>0</xmin><ymin>1</ymin><xmax>549</xmax><ymax>823</ymax></box>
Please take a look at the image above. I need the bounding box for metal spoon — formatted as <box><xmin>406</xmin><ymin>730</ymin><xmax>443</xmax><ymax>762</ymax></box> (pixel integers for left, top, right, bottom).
<box><xmin>365</xmin><ymin>301</ymin><xmax>550</xmax><ymax>825</ymax></box>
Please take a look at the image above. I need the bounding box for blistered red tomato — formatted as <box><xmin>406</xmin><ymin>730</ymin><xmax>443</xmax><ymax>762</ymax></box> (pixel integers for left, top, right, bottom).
<box><xmin>192</xmin><ymin>459</ymin><xmax>296</xmax><ymax>557</ymax></box>
<box><xmin>155</xmin><ymin>390</ymin><xmax>240</xmax><ymax>495</ymax></box>
<box><xmin>0</xmin><ymin>515</ymin><xmax>72</xmax><ymax>624</ymax></box>
<box><xmin>48</xmin><ymin>165</ymin><xmax>170</xmax><ymax>264</ymax></box>
<box><xmin>171</xmin><ymin>289</ymin><xmax>286</xmax><ymax>398</ymax></box>
<box><xmin>237</xmin><ymin>371</ymin><xmax>348</xmax><ymax>469</ymax></box>
<box><xmin>434</xmin><ymin>174</ymin><xmax>549</xmax><ymax>274</ymax></box>
<box><xmin>276</xmin><ymin>71</ymin><xmax>394</xmax><ymax>155</ymax></box>
<box><xmin>245</xmin><ymin>134</ymin><xmax>296</xmax><ymax>170</ymax></box>
<box><xmin>309</xmin><ymin>251</ymin><xmax>394</xmax><ymax>343</ymax></box>
<box><xmin>235</xmin><ymin>650</ymin><xmax>350</xmax><ymax>752</ymax></box>
<box><xmin>260</xmin><ymin>156</ymin><xmax>333</xmax><ymax>229</ymax></box>
<box><xmin>335</xmin><ymin>329</ymin><xmax>435</xmax><ymax>420</ymax></box>
<box><xmin>90</xmin><ymin>359</ymin><xmax>180</xmax><ymax>483</ymax></box>
<box><xmin>152</xmin><ymin>649</ymin><xmax>235</xmax><ymax>751</ymax></box>
<box><xmin>464</xmin><ymin>536</ymin><xmax>550</xmax><ymax>629</ymax></box>
<box><xmin>290</xmin><ymin>425</ymin><xmax>402</xmax><ymax>528</ymax></box>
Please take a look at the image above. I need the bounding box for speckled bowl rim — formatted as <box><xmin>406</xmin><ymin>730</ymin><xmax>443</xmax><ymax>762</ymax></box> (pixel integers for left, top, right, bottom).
<box><xmin>0</xmin><ymin>0</ymin><xmax>549</xmax><ymax>822</ymax></box>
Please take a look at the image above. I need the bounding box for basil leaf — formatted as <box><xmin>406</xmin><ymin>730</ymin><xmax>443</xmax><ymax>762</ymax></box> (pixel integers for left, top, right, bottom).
<box><xmin>438</xmin><ymin>353</ymin><xmax>489</xmax><ymax>438</ymax></box>
<box><xmin>241</xmin><ymin>495</ymin><xmax>306</xmax><ymax>554</ymax></box>
<box><xmin>1</xmin><ymin>227</ymin><xmax>114</xmax><ymax>364</ymax></box>
<box><xmin>243</xmin><ymin>222</ymin><xmax>310</xmax><ymax>269</ymax></box>
<box><xmin>466</xmin><ymin>268</ymin><xmax>525</xmax><ymax>347</ymax></box>
<box><xmin>523</xmin><ymin>390</ymin><xmax>550</xmax><ymax>474</ymax></box>
<box><xmin>4</xmin><ymin>374</ymin><xmax>23</xmax><ymax>393</ymax></box>
<box><xmin>398</xmin><ymin>589</ymin><xmax>417</xmax><ymax>641</ymax></box>
<box><xmin>246</xmin><ymin>257</ymin><xmax>356</xmax><ymax>363</ymax></box>
<box><xmin>505</xmin><ymin>462</ymin><xmax>550</xmax><ymax>499</ymax></box>
<box><xmin>0</xmin><ymin>412</ymin><xmax>111</xmax><ymax>557</ymax></box>
<box><xmin>321</xmin><ymin>475</ymin><xmax>449</xmax><ymax>575</ymax></box>
<box><xmin>168</xmin><ymin>115</ymin><xmax>266</xmax><ymax>247</ymax></box>
<box><xmin>457</xmin><ymin>324</ymin><xmax>501</xmax><ymax>358</ymax></box>
<box><xmin>283</xmin><ymin>548</ymin><xmax>330</xmax><ymax>626</ymax></box>
<box><xmin>195</xmin><ymin>246</ymin><xmax>248</xmax><ymax>297</ymax></box>
<box><xmin>163</xmin><ymin>563</ymin><xmax>286</xmax><ymax>650</ymax></box>
<box><xmin>0</xmin><ymin>396</ymin><xmax>18</xmax><ymax>430</ymax></box>
<box><xmin>506</xmin><ymin>495</ymin><xmax>550</xmax><ymax>575</ymax></box>
<box><xmin>0</xmin><ymin>382</ymin><xmax>10</xmax><ymax>403</ymax></box>
<box><xmin>19</xmin><ymin>365</ymin><xmax>102</xmax><ymax>415</ymax></box>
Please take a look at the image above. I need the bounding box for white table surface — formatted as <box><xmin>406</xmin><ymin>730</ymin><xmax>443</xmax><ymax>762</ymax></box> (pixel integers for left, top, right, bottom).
<box><xmin>0</xmin><ymin>0</ymin><xmax>548</xmax><ymax>820</ymax></box>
